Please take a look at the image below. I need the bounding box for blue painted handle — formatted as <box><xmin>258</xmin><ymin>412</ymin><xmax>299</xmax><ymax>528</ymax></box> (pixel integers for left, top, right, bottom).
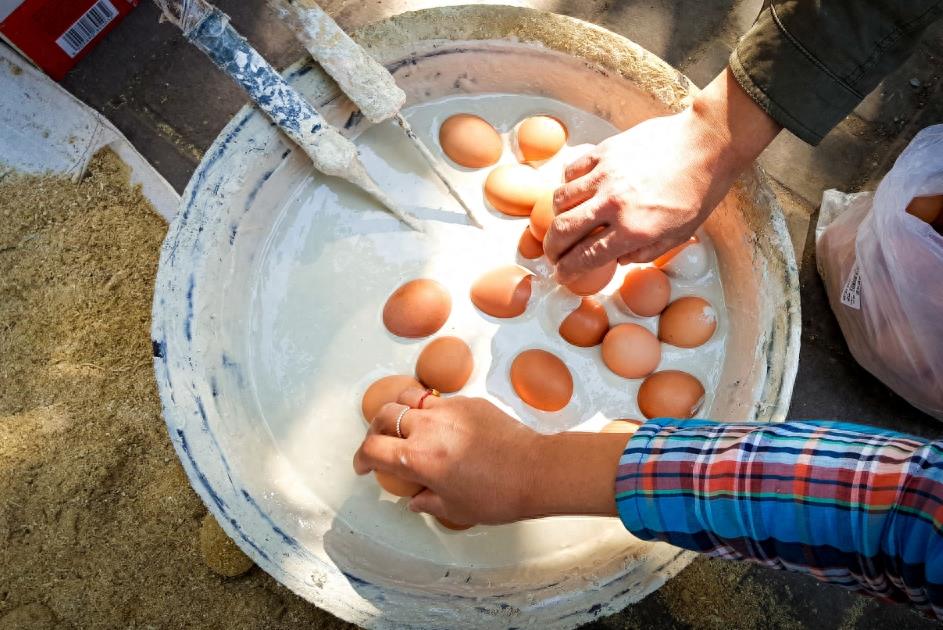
<box><xmin>187</xmin><ymin>8</ymin><xmax>354</xmax><ymax>176</ymax></box>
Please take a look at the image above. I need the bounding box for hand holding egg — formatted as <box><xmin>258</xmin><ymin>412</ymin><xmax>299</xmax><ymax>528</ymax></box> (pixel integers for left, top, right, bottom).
<box><xmin>353</xmin><ymin>389</ymin><xmax>630</xmax><ymax>525</ymax></box>
<box><xmin>353</xmin><ymin>391</ymin><xmax>544</xmax><ymax>525</ymax></box>
<box><xmin>542</xmin><ymin>110</ymin><xmax>744</xmax><ymax>284</ymax></box>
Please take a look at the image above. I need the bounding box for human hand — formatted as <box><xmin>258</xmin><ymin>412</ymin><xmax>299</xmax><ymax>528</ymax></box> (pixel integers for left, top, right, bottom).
<box><xmin>544</xmin><ymin>68</ymin><xmax>781</xmax><ymax>284</ymax></box>
<box><xmin>352</xmin><ymin>389</ymin><xmax>634</xmax><ymax>526</ymax></box>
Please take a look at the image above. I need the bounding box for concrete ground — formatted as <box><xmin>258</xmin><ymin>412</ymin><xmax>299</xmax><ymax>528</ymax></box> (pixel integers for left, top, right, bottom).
<box><xmin>58</xmin><ymin>1</ymin><xmax>942</xmax><ymax>628</ymax></box>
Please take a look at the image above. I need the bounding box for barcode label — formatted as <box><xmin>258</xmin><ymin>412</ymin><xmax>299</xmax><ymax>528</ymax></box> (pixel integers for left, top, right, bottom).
<box><xmin>840</xmin><ymin>261</ymin><xmax>862</xmax><ymax>310</ymax></box>
<box><xmin>55</xmin><ymin>0</ymin><xmax>118</xmax><ymax>58</ymax></box>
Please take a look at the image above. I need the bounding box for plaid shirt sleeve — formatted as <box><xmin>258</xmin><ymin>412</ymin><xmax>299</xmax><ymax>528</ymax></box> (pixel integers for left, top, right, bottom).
<box><xmin>615</xmin><ymin>419</ymin><xmax>943</xmax><ymax>618</ymax></box>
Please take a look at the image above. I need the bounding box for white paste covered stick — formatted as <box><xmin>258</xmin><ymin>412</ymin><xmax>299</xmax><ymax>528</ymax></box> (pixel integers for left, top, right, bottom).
<box><xmin>393</xmin><ymin>113</ymin><xmax>483</xmax><ymax>228</ymax></box>
<box><xmin>267</xmin><ymin>0</ymin><xmax>404</xmax><ymax>124</ymax></box>
<box><xmin>268</xmin><ymin>0</ymin><xmax>483</xmax><ymax>228</ymax></box>
<box><xmin>153</xmin><ymin>0</ymin><xmax>421</xmax><ymax>231</ymax></box>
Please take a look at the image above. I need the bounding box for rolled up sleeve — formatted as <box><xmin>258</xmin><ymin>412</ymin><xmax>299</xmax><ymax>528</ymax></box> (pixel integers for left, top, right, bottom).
<box><xmin>615</xmin><ymin>418</ymin><xmax>943</xmax><ymax>618</ymax></box>
<box><xmin>730</xmin><ymin>1</ymin><xmax>943</xmax><ymax>144</ymax></box>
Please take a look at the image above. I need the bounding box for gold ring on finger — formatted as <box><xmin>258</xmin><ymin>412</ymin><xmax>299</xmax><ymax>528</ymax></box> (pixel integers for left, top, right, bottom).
<box><xmin>395</xmin><ymin>406</ymin><xmax>410</xmax><ymax>439</ymax></box>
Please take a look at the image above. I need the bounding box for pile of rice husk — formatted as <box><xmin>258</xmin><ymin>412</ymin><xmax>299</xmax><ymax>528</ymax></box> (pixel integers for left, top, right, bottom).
<box><xmin>0</xmin><ymin>152</ymin><xmax>349</xmax><ymax>629</ymax></box>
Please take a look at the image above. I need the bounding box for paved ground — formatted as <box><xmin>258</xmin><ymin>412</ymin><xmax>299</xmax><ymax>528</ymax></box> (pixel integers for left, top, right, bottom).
<box><xmin>57</xmin><ymin>1</ymin><xmax>942</xmax><ymax>628</ymax></box>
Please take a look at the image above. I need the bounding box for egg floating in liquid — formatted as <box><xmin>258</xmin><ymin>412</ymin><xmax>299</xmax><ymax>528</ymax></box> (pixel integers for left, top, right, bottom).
<box><xmin>361</xmin><ymin>374</ymin><xmax>423</xmax><ymax>424</ymax></box>
<box><xmin>470</xmin><ymin>265</ymin><xmax>534</xmax><ymax>318</ymax></box>
<box><xmin>658</xmin><ymin>296</ymin><xmax>717</xmax><ymax>348</ymax></box>
<box><xmin>559</xmin><ymin>297</ymin><xmax>609</xmax><ymax>347</ymax></box>
<box><xmin>529</xmin><ymin>188</ymin><xmax>555</xmax><ymax>241</ymax></box>
<box><xmin>483</xmin><ymin>164</ymin><xmax>545</xmax><ymax>216</ymax></box>
<box><xmin>637</xmin><ymin>370</ymin><xmax>705</xmax><ymax>419</ymax></box>
<box><xmin>510</xmin><ymin>349</ymin><xmax>573</xmax><ymax>412</ymax></box>
<box><xmin>618</xmin><ymin>267</ymin><xmax>671</xmax><ymax>317</ymax></box>
<box><xmin>518</xmin><ymin>227</ymin><xmax>544</xmax><ymax>259</ymax></box>
<box><xmin>438</xmin><ymin>113</ymin><xmax>503</xmax><ymax>168</ymax></box>
<box><xmin>564</xmin><ymin>260</ymin><xmax>617</xmax><ymax>296</ymax></box>
<box><xmin>382</xmin><ymin>279</ymin><xmax>451</xmax><ymax>338</ymax></box>
<box><xmin>375</xmin><ymin>471</ymin><xmax>424</xmax><ymax>498</ymax></box>
<box><xmin>415</xmin><ymin>336</ymin><xmax>474</xmax><ymax>393</ymax></box>
<box><xmin>436</xmin><ymin>516</ymin><xmax>474</xmax><ymax>531</ymax></box>
<box><xmin>515</xmin><ymin>115</ymin><xmax>568</xmax><ymax>162</ymax></box>
<box><xmin>601</xmin><ymin>323</ymin><xmax>661</xmax><ymax>379</ymax></box>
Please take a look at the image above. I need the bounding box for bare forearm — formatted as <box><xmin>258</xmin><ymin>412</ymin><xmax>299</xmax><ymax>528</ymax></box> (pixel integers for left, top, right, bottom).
<box><xmin>521</xmin><ymin>432</ymin><xmax>629</xmax><ymax>519</ymax></box>
<box><xmin>690</xmin><ymin>67</ymin><xmax>782</xmax><ymax>176</ymax></box>
<box><xmin>674</xmin><ymin>67</ymin><xmax>782</xmax><ymax>224</ymax></box>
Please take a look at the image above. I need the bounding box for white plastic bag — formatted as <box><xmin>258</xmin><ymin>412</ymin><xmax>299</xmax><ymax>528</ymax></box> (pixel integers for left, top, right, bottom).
<box><xmin>816</xmin><ymin>124</ymin><xmax>943</xmax><ymax>420</ymax></box>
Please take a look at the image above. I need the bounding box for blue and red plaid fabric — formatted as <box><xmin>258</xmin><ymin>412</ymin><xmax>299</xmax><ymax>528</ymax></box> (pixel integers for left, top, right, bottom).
<box><xmin>615</xmin><ymin>419</ymin><xmax>943</xmax><ymax>618</ymax></box>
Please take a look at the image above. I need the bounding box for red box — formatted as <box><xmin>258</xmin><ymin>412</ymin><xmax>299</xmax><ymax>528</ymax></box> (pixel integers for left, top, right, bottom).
<box><xmin>1</xmin><ymin>0</ymin><xmax>138</xmax><ymax>80</ymax></box>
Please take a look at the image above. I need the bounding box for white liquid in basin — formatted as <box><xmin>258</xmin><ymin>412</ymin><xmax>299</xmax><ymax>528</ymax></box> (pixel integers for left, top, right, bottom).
<box><xmin>245</xmin><ymin>94</ymin><xmax>727</xmax><ymax>571</ymax></box>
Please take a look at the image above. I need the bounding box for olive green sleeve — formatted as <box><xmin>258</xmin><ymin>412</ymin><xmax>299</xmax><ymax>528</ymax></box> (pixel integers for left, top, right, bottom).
<box><xmin>730</xmin><ymin>1</ymin><xmax>943</xmax><ymax>145</ymax></box>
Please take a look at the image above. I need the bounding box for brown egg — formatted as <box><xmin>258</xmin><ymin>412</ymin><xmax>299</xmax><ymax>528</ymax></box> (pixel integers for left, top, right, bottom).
<box><xmin>618</xmin><ymin>267</ymin><xmax>671</xmax><ymax>317</ymax></box>
<box><xmin>529</xmin><ymin>188</ymin><xmax>555</xmax><ymax>240</ymax></box>
<box><xmin>659</xmin><ymin>296</ymin><xmax>718</xmax><ymax>348</ymax></box>
<box><xmin>600</xmin><ymin>419</ymin><xmax>642</xmax><ymax>433</ymax></box>
<box><xmin>517</xmin><ymin>115</ymin><xmax>568</xmax><ymax>162</ymax></box>
<box><xmin>361</xmin><ymin>374</ymin><xmax>422</xmax><ymax>423</ymax></box>
<box><xmin>637</xmin><ymin>370</ymin><xmax>705</xmax><ymax>419</ymax></box>
<box><xmin>484</xmin><ymin>164</ymin><xmax>544</xmax><ymax>216</ymax></box>
<box><xmin>382</xmin><ymin>279</ymin><xmax>451</xmax><ymax>338</ymax></box>
<box><xmin>601</xmin><ymin>324</ymin><xmax>661</xmax><ymax>379</ymax></box>
<box><xmin>415</xmin><ymin>336</ymin><xmax>474</xmax><ymax>393</ymax></box>
<box><xmin>559</xmin><ymin>297</ymin><xmax>609</xmax><ymax>347</ymax></box>
<box><xmin>375</xmin><ymin>471</ymin><xmax>423</xmax><ymax>498</ymax></box>
<box><xmin>438</xmin><ymin>114</ymin><xmax>502</xmax><ymax>168</ymax></box>
<box><xmin>906</xmin><ymin>194</ymin><xmax>943</xmax><ymax>224</ymax></box>
<box><xmin>518</xmin><ymin>227</ymin><xmax>544</xmax><ymax>259</ymax></box>
<box><xmin>653</xmin><ymin>236</ymin><xmax>700</xmax><ymax>268</ymax></box>
<box><xmin>510</xmin><ymin>349</ymin><xmax>573</xmax><ymax>412</ymax></box>
<box><xmin>470</xmin><ymin>265</ymin><xmax>534</xmax><ymax>318</ymax></box>
<box><xmin>565</xmin><ymin>260</ymin><xmax>618</xmax><ymax>296</ymax></box>
<box><xmin>436</xmin><ymin>516</ymin><xmax>473</xmax><ymax>531</ymax></box>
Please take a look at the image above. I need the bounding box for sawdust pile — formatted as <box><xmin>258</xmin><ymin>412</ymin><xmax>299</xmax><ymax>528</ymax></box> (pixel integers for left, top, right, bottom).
<box><xmin>0</xmin><ymin>152</ymin><xmax>350</xmax><ymax>629</ymax></box>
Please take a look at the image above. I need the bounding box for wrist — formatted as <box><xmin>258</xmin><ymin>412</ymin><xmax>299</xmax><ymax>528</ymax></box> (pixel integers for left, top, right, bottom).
<box><xmin>521</xmin><ymin>431</ymin><xmax>631</xmax><ymax>519</ymax></box>
<box><xmin>688</xmin><ymin>67</ymin><xmax>781</xmax><ymax>178</ymax></box>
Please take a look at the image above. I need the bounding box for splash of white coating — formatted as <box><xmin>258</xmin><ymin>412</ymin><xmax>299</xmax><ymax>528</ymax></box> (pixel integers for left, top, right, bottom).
<box><xmin>700</xmin><ymin>304</ymin><xmax>717</xmax><ymax>324</ymax></box>
<box><xmin>662</xmin><ymin>242</ymin><xmax>709</xmax><ymax>279</ymax></box>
